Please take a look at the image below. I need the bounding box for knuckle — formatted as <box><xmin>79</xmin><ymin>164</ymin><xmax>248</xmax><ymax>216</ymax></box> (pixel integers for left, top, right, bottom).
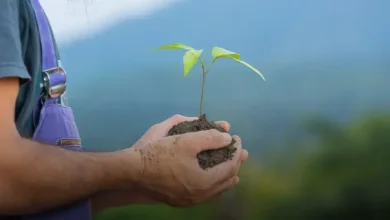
<box><xmin>208</xmin><ymin>129</ymin><xmax>220</xmax><ymax>135</ymax></box>
<box><xmin>207</xmin><ymin>129</ymin><xmax>223</xmax><ymax>141</ymax></box>
<box><xmin>149</xmin><ymin>123</ymin><xmax>160</xmax><ymax>131</ymax></box>
<box><xmin>172</xmin><ymin>135</ymin><xmax>184</xmax><ymax>147</ymax></box>
<box><xmin>216</xmin><ymin>121</ymin><xmax>229</xmax><ymax>130</ymax></box>
<box><xmin>201</xmin><ymin>129</ymin><xmax>216</xmax><ymax>142</ymax></box>
<box><xmin>191</xmin><ymin>145</ymin><xmax>202</xmax><ymax>155</ymax></box>
<box><xmin>171</xmin><ymin>114</ymin><xmax>184</xmax><ymax>122</ymax></box>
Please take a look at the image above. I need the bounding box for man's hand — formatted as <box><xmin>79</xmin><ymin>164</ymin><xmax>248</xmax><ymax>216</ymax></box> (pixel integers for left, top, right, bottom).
<box><xmin>92</xmin><ymin>114</ymin><xmax>248</xmax><ymax>212</ymax></box>
<box><xmin>136</xmin><ymin>114</ymin><xmax>248</xmax><ymax>161</ymax></box>
<box><xmin>130</xmin><ymin>115</ymin><xmax>246</xmax><ymax>207</ymax></box>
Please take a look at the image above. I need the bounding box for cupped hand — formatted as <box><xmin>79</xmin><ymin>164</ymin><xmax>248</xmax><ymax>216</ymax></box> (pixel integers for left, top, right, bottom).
<box><xmin>131</xmin><ymin>116</ymin><xmax>246</xmax><ymax>207</ymax></box>
<box><xmin>136</xmin><ymin>114</ymin><xmax>228</xmax><ymax>142</ymax></box>
<box><xmin>135</xmin><ymin>114</ymin><xmax>248</xmax><ymax>162</ymax></box>
<box><xmin>93</xmin><ymin>114</ymin><xmax>248</xmax><ymax>212</ymax></box>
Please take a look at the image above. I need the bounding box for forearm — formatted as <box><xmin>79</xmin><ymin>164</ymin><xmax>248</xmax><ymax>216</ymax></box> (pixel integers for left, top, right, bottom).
<box><xmin>0</xmin><ymin>137</ymin><xmax>140</xmax><ymax>215</ymax></box>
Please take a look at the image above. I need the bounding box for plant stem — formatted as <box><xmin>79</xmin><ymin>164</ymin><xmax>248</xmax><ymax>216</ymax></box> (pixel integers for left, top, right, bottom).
<box><xmin>200</xmin><ymin>63</ymin><xmax>206</xmax><ymax>116</ymax></box>
<box><xmin>199</xmin><ymin>59</ymin><xmax>214</xmax><ymax>116</ymax></box>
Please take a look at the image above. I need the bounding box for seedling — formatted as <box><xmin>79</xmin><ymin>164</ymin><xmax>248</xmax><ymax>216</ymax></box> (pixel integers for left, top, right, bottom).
<box><xmin>155</xmin><ymin>43</ymin><xmax>265</xmax><ymax>116</ymax></box>
<box><xmin>155</xmin><ymin>43</ymin><xmax>265</xmax><ymax>169</ymax></box>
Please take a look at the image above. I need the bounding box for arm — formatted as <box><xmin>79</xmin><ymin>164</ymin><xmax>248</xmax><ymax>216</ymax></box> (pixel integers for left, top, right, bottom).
<box><xmin>0</xmin><ymin>1</ymin><xmax>139</xmax><ymax>215</ymax></box>
<box><xmin>89</xmin><ymin>119</ymin><xmax>236</xmax><ymax>213</ymax></box>
<box><xmin>0</xmin><ymin>78</ymin><xmax>141</xmax><ymax>215</ymax></box>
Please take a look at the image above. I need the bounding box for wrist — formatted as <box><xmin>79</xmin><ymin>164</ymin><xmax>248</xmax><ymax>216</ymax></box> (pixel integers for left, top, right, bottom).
<box><xmin>104</xmin><ymin>148</ymin><xmax>143</xmax><ymax>191</ymax></box>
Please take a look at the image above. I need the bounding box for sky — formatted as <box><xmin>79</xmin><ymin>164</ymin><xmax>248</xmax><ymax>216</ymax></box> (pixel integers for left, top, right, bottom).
<box><xmin>40</xmin><ymin>0</ymin><xmax>390</xmax><ymax>80</ymax></box>
<box><xmin>40</xmin><ymin>0</ymin><xmax>183</xmax><ymax>45</ymax></box>
<box><xmin>42</xmin><ymin>0</ymin><xmax>390</xmax><ymax>63</ymax></box>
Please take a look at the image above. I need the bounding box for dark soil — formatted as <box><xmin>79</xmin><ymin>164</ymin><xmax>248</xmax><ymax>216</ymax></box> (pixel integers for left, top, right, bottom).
<box><xmin>168</xmin><ymin>114</ymin><xmax>236</xmax><ymax>170</ymax></box>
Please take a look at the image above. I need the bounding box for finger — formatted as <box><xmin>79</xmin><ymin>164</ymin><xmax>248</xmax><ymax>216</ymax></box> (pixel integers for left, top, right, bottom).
<box><xmin>231</xmin><ymin>135</ymin><xmax>247</xmax><ymax>162</ymax></box>
<box><xmin>241</xmin><ymin>149</ymin><xmax>249</xmax><ymax>162</ymax></box>
<box><xmin>162</xmin><ymin>114</ymin><xmax>198</xmax><ymax>127</ymax></box>
<box><xmin>231</xmin><ymin>136</ymin><xmax>242</xmax><ymax>166</ymax></box>
<box><xmin>232</xmin><ymin>135</ymin><xmax>241</xmax><ymax>144</ymax></box>
<box><xmin>228</xmin><ymin>135</ymin><xmax>246</xmax><ymax>176</ymax></box>
<box><xmin>172</xmin><ymin>129</ymin><xmax>233</xmax><ymax>154</ymax></box>
<box><xmin>205</xmin><ymin>140</ymin><xmax>242</xmax><ymax>185</ymax></box>
<box><xmin>214</xmin><ymin>121</ymin><xmax>230</xmax><ymax>132</ymax></box>
<box><xmin>156</xmin><ymin>115</ymin><xmax>198</xmax><ymax>136</ymax></box>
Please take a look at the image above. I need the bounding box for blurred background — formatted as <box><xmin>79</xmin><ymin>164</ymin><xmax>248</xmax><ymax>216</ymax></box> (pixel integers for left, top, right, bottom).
<box><xmin>45</xmin><ymin>0</ymin><xmax>389</xmax><ymax>219</ymax></box>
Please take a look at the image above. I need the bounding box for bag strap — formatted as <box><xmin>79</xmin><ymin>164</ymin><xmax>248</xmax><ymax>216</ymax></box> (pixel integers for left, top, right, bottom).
<box><xmin>31</xmin><ymin>0</ymin><xmax>67</xmax><ymax>102</ymax></box>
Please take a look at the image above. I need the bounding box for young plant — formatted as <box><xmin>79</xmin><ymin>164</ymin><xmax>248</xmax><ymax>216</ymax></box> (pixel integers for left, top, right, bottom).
<box><xmin>155</xmin><ymin>43</ymin><xmax>265</xmax><ymax>169</ymax></box>
<box><xmin>155</xmin><ymin>43</ymin><xmax>265</xmax><ymax>116</ymax></box>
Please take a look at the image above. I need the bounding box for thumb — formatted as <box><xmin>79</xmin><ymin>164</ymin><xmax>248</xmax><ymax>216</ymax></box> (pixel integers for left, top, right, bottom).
<box><xmin>168</xmin><ymin>129</ymin><xmax>233</xmax><ymax>155</ymax></box>
<box><xmin>161</xmin><ymin>114</ymin><xmax>198</xmax><ymax>127</ymax></box>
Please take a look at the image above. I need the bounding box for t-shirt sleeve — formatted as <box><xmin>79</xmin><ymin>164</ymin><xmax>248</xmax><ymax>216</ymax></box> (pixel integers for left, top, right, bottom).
<box><xmin>0</xmin><ymin>0</ymin><xmax>31</xmax><ymax>82</ymax></box>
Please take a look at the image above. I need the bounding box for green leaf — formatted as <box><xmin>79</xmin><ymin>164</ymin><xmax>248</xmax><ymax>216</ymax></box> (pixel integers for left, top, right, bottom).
<box><xmin>211</xmin><ymin>46</ymin><xmax>240</xmax><ymax>62</ymax></box>
<box><xmin>211</xmin><ymin>46</ymin><xmax>265</xmax><ymax>80</ymax></box>
<box><xmin>183</xmin><ymin>49</ymin><xmax>203</xmax><ymax>76</ymax></box>
<box><xmin>155</xmin><ymin>43</ymin><xmax>195</xmax><ymax>51</ymax></box>
<box><xmin>232</xmin><ymin>58</ymin><xmax>265</xmax><ymax>81</ymax></box>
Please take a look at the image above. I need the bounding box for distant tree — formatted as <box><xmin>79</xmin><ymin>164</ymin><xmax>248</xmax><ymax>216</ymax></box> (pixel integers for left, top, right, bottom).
<box><xmin>236</xmin><ymin>113</ymin><xmax>390</xmax><ymax>220</ymax></box>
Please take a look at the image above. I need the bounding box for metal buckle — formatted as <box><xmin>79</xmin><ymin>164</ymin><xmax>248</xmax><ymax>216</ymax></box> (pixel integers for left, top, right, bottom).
<box><xmin>42</xmin><ymin>67</ymin><xmax>67</xmax><ymax>98</ymax></box>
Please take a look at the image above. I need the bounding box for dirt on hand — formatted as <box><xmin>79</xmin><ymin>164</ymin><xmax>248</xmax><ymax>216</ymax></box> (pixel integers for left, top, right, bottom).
<box><xmin>167</xmin><ymin>114</ymin><xmax>236</xmax><ymax>170</ymax></box>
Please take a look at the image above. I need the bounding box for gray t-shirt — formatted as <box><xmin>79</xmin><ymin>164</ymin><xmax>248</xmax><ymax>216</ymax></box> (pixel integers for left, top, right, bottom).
<box><xmin>0</xmin><ymin>0</ymin><xmax>43</xmax><ymax>138</ymax></box>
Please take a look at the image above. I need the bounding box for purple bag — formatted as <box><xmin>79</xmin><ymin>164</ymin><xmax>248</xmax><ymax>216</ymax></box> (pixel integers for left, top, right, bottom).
<box><xmin>0</xmin><ymin>0</ymin><xmax>92</xmax><ymax>219</ymax></box>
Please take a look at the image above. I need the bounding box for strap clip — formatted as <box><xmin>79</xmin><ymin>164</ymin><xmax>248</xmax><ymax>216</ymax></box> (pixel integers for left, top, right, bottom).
<box><xmin>43</xmin><ymin>66</ymin><xmax>67</xmax><ymax>98</ymax></box>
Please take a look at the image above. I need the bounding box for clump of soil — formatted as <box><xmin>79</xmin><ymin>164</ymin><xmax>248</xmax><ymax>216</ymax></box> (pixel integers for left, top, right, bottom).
<box><xmin>168</xmin><ymin>114</ymin><xmax>236</xmax><ymax>170</ymax></box>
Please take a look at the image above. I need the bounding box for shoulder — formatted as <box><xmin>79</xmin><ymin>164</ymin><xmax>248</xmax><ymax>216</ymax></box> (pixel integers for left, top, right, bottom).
<box><xmin>0</xmin><ymin>0</ymin><xmax>29</xmax><ymax>17</ymax></box>
<box><xmin>0</xmin><ymin>0</ymin><xmax>36</xmax><ymax>45</ymax></box>
<box><xmin>0</xmin><ymin>0</ymin><xmax>21</xmax><ymax>23</ymax></box>
<box><xmin>0</xmin><ymin>0</ymin><xmax>32</xmax><ymax>82</ymax></box>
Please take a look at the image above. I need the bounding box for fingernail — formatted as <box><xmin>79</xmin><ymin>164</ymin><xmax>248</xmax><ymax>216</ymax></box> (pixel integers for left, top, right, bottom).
<box><xmin>222</xmin><ymin>133</ymin><xmax>232</xmax><ymax>143</ymax></box>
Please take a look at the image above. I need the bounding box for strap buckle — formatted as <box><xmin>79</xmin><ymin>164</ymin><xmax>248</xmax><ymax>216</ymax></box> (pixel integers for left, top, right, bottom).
<box><xmin>43</xmin><ymin>67</ymin><xmax>67</xmax><ymax>98</ymax></box>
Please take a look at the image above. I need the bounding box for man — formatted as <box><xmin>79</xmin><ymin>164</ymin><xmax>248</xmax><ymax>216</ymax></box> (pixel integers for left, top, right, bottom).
<box><xmin>0</xmin><ymin>0</ymin><xmax>248</xmax><ymax>218</ymax></box>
